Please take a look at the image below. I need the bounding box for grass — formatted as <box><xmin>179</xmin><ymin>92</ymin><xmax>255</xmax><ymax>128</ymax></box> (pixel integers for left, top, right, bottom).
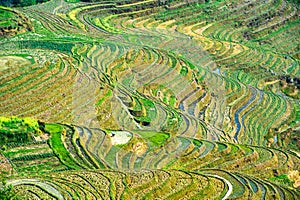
<box><xmin>0</xmin><ymin>7</ymin><xmax>24</xmax><ymax>32</ymax></box>
<box><xmin>134</xmin><ymin>98</ymin><xmax>156</xmax><ymax>123</ymax></box>
<box><xmin>95</xmin><ymin>89</ymin><xmax>113</xmax><ymax>106</ymax></box>
<box><xmin>14</xmin><ymin>158</ymin><xmax>61</xmax><ymax>174</ymax></box>
<box><xmin>3</xmin><ymin>147</ymin><xmax>49</xmax><ymax>158</ymax></box>
<box><xmin>46</xmin><ymin>123</ymin><xmax>80</xmax><ymax>169</ymax></box>
<box><xmin>0</xmin><ymin>20</ymin><xmax>17</xmax><ymax>28</ymax></box>
<box><xmin>169</xmin><ymin>95</ymin><xmax>176</xmax><ymax>107</ymax></box>
<box><xmin>93</xmin><ymin>16</ymin><xmax>123</xmax><ymax>34</ymax></box>
<box><xmin>217</xmin><ymin>142</ymin><xmax>227</xmax><ymax>151</ymax></box>
<box><xmin>269</xmin><ymin>174</ymin><xmax>292</xmax><ymax>187</ymax></box>
<box><xmin>136</xmin><ymin>131</ymin><xmax>169</xmax><ymax>149</ymax></box>
<box><xmin>104</xmin><ymin>146</ymin><xmax>119</xmax><ymax>167</ymax></box>
<box><xmin>67</xmin><ymin>7</ymin><xmax>87</xmax><ymax>31</ymax></box>
<box><xmin>1</xmin><ymin>53</ymin><xmax>35</xmax><ymax>64</ymax></box>
<box><xmin>0</xmin><ymin>8</ymin><xmax>14</xmax><ymax>21</ymax></box>
<box><xmin>180</xmin><ymin>66</ymin><xmax>188</xmax><ymax>76</ymax></box>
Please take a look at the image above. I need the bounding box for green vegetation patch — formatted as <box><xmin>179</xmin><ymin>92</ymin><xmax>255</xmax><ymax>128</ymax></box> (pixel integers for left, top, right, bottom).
<box><xmin>0</xmin><ymin>6</ymin><xmax>34</xmax><ymax>36</ymax></box>
<box><xmin>0</xmin><ymin>0</ymin><xmax>50</xmax><ymax>7</ymax></box>
<box><xmin>46</xmin><ymin>123</ymin><xmax>79</xmax><ymax>169</ymax></box>
<box><xmin>0</xmin><ymin>117</ymin><xmax>41</xmax><ymax>145</ymax></box>
<box><xmin>0</xmin><ymin>179</ymin><xmax>18</xmax><ymax>200</ymax></box>
<box><xmin>136</xmin><ymin>131</ymin><xmax>169</xmax><ymax>149</ymax></box>
<box><xmin>269</xmin><ymin>174</ymin><xmax>293</xmax><ymax>187</ymax></box>
<box><xmin>135</xmin><ymin>98</ymin><xmax>156</xmax><ymax>123</ymax></box>
<box><xmin>180</xmin><ymin>66</ymin><xmax>188</xmax><ymax>76</ymax></box>
<box><xmin>17</xmin><ymin>40</ymin><xmax>75</xmax><ymax>54</ymax></box>
<box><xmin>96</xmin><ymin>89</ymin><xmax>113</xmax><ymax>106</ymax></box>
<box><xmin>93</xmin><ymin>16</ymin><xmax>123</xmax><ymax>34</ymax></box>
<box><xmin>3</xmin><ymin>146</ymin><xmax>49</xmax><ymax>158</ymax></box>
<box><xmin>0</xmin><ymin>7</ymin><xmax>16</xmax><ymax>29</ymax></box>
<box><xmin>44</xmin><ymin>123</ymin><xmax>62</xmax><ymax>134</ymax></box>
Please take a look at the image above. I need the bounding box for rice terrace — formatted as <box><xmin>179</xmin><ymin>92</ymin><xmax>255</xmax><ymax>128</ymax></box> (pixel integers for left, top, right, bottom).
<box><xmin>0</xmin><ymin>0</ymin><xmax>299</xmax><ymax>199</ymax></box>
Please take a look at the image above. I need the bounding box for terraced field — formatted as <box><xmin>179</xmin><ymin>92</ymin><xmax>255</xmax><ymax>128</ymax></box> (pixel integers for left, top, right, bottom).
<box><xmin>0</xmin><ymin>0</ymin><xmax>299</xmax><ymax>199</ymax></box>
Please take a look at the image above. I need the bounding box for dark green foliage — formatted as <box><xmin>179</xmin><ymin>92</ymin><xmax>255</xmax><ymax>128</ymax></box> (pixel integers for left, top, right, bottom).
<box><xmin>180</xmin><ymin>66</ymin><xmax>188</xmax><ymax>76</ymax></box>
<box><xmin>0</xmin><ymin>179</ymin><xmax>18</xmax><ymax>200</ymax></box>
<box><xmin>0</xmin><ymin>0</ymin><xmax>13</xmax><ymax>7</ymax></box>
<box><xmin>18</xmin><ymin>40</ymin><xmax>75</xmax><ymax>54</ymax></box>
<box><xmin>0</xmin><ymin>0</ymin><xmax>50</xmax><ymax>7</ymax></box>
<box><xmin>286</xmin><ymin>0</ymin><xmax>300</xmax><ymax>6</ymax></box>
<box><xmin>0</xmin><ymin>7</ymin><xmax>17</xmax><ymax>29</ymax></box>
<box><xmin>4</xmin><ymin>140</ymin><xmax>47</xmax><ymax>148</ymax></box>
<box><xmin>0</xmin><ymin>8</ymin><xmax>13</xmax><ymax>19</ymax></box>
<box><xmin>269</xmin><ymin>174</ymin><xmax>293</xmax><ymax>187</ymax></box>
<box><xmin>0</xmin><ymin>40</ymin><xmax>76</xmax><ymax>53</ymax></box>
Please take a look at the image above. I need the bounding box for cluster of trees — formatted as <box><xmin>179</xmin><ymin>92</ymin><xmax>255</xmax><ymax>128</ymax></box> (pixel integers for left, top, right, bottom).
<box><xmin>0</xmin><ymin>0</ymin><xmax>49</xmax><ymax>7</ymax></box>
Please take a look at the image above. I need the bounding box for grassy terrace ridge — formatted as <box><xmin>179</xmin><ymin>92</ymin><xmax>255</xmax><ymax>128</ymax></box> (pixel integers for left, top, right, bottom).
<box><xmin>0</xmin><ymin>6</ymin><xmax>33</xmax><ymax>37</ymax></box>
<box><xmin>45</xmin><ymin>123</ymin><xmax>80</xmax><ymax>169</ymax></box>
<box><xmin>0</xmin><ymin>0</ymin><xmax>299</xmax><ymax>199</ymax></box>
